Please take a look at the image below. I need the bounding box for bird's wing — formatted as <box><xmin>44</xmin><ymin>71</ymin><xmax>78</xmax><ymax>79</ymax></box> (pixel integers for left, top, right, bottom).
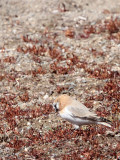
<box><xmin>66</xmin><ymin>100</ymin><xmax>97</xmax><ymax>120</ymax></box>
<box><xmin>63</xmin><ymin>100</ymin><xmax>111</xmax><ymax>126</ymax></box>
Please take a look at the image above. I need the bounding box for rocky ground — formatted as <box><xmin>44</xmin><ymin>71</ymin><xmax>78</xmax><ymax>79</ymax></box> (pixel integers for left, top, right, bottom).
<box><xmin>0</xmin><ymin>0</ymin><xmax>120</xmax><ymax>159</ymax></box>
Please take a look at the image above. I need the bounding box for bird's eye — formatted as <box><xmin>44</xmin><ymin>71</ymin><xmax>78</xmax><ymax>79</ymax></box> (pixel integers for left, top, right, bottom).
<box><xmin>53</xmin><ymin>103</ymin><xmax>59</xmax><ymax>112</ymax></box>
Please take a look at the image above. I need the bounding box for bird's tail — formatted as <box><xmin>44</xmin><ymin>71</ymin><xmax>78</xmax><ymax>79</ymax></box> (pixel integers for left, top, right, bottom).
<box><xmin>97</xmin><ymin>122</ymin><xmax>111</xmax><ymax>127</ymax></box>
<box><xmin>97</xmin><ymin>117</ymin><xmax>112</xmax><ymax>128</ymax></box>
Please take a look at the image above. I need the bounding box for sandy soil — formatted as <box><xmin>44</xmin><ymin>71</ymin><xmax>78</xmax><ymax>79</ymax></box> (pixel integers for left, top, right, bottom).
<box><xmin>0</xmin><ymin>0</ymin><xmax>120</xmax><ymax>159</ymax></box>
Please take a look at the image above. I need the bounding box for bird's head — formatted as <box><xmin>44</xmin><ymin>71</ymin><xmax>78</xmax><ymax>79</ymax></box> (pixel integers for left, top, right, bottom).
<box><xmin>53</xmin><ymin>94</ymin><xmax>71</xmax><ymax>112</ymax></box>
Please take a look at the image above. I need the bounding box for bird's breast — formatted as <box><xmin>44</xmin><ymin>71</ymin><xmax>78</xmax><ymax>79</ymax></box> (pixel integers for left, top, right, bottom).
<box><xmin>59</xmin><ymin>107</ymin><xmax>96</xmax><ymax>126</ymax></box>
<box><xmin>59</xmin><ymin>108</ymin><xmax>76</xmax><ymax>123</ymax></box>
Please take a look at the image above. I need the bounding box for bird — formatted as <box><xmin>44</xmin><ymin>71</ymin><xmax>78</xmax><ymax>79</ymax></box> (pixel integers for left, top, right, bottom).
<box><xmin>53</xmin><ymin>94</ymin><xmax>111</xmax><ymax>128</ymax></box>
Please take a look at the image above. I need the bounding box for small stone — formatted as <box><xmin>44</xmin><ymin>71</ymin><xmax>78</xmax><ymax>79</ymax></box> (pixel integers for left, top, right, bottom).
<box><xmin>27</xmin><ymin>122</ymin><xmax>31</xmax><ymax>126</ymax></box>
<box><xmin>43</xmin><ymin>94</ymin><xmax>49</xmax><ymax>100</ymax></box>
<box><xmin>24</xmin><ymin>147</ymin><xmax>29</xmax><ymax>152</ymax></box>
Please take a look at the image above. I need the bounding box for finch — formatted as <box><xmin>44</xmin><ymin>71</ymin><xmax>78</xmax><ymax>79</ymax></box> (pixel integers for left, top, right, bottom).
<box><xmin>53</xmin><ymin>94</ymin><xmax>111</xmax><ymax>128</ymax></box>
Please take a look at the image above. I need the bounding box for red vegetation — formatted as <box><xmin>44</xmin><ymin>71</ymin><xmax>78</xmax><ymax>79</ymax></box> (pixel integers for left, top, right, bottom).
<box><xmin>111</xmin><ymin>103</ymin><xmax>120</xmax><ymax>114</ymax></box>
<box><xmin>91</xmin><ymin>48</ymin><xmax>104</xmax><ymax>57</ymax></box>
<box><xmin>17</xmin><ymin>35</ymin><xmax>80</xmax><ymax>75</ymax></box>
<box><xmin>49</xmin><ymin>48</ymin><xmax>62</xmax><ymax>59</ymax></box>
<box><xmin>0</xmin><ymin>75</ymin><xmax>4</xmax><ymax>81</ymax></box>
<box><xmin>65</xmin><ymin>29</ymin><xmax>75</xmax><ymax>38</ymax></box>
<box><xmin>17</xmin><ymin>45</ymin><xmax>47</xmax><ymax>55</ymax></box>
<box><xmin>0</xmin><ymin>89</ymin><xmax>119</xmax><ymax>159</ymax></box>
<box><xmin>22</xmin><ymin>35</ymin><xmax>39</xmax><ymax>43</ymax></box>
<box><xmin>79</xmin><ymin>17</ymin><xmax>120</xmax><ymax>40</ymax></box>
<box><xmin>0</xmin><ymin>94</ymin><xmax>52</xmax><ymax>131</ymax></box>
<box><xmin>104</xmin><ymin>18</ymin><xmax>120</xmax><ymax>34</ymax></box>
<box><xmin>2</xmin><ymin>23</ymin><xmax>119</xmax><ymax>159</ymax></box>
<box><xmin>50</xmin><ymin>54</ymin><xmax>79</xmax><ymax>75</ymax></box>
<box><xmin>30</xmin><ymin>148</ymin><xmax>46</xmax><ymax>159</ymax></box>
<box><xmin>103</xmin><ymin>80</ymin><xmax>120</xmax><ymax>101</ymax></box>
<box><xmin>56</xmin><ymin>85</ymin><xmax>68</xmax><ymax>94</ymax></box>
<box><xmin>96</xmin><ymin>107</ymin><xmax>111</xmax><ymax>117</ymax></box>
<box><xmin>6</xmin><ymin>138</ymin><xmax>25</xmax><ymax>151</ymax></box>
<box><xmin>6</xmin><ymin>74</ymin><xmax>16</xmax><ymax>81</ymax></box>
<box><xmin>32</xmin><ymin>55</ymin><xmax>41</xmax><ymax>63</ymax></box>
<box><xmin>3</xmin><ymin>56</ymin><xmax>16</xmax><ymax>64</ymax></box>
<box><xmin>67</xmin><ymin>55</ymin><xmax>79</xmax><ymax>66</ymax></box>
<box><xmin>86</xmin><ymin>65</ymin><xmax>119</xmax><ymax>79</ymax></box>
<box><xmin>50</xmin><ymin>62</ymin><xmax>73</xmax><ymax>74</ymax></box>
<box><xmin>26</xmin><ymin>66</ymin><xmax>46</xmax><ymax>76</ymax></box>
<box><xmin>77</xmin><ymin>61</ymin><xmax>87</xmax><ymax>69</ymax></box>
<box><xmin>19</xmin><ymin>91</ymin><xmax>29</xmax><ymax>102</ymax></box>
